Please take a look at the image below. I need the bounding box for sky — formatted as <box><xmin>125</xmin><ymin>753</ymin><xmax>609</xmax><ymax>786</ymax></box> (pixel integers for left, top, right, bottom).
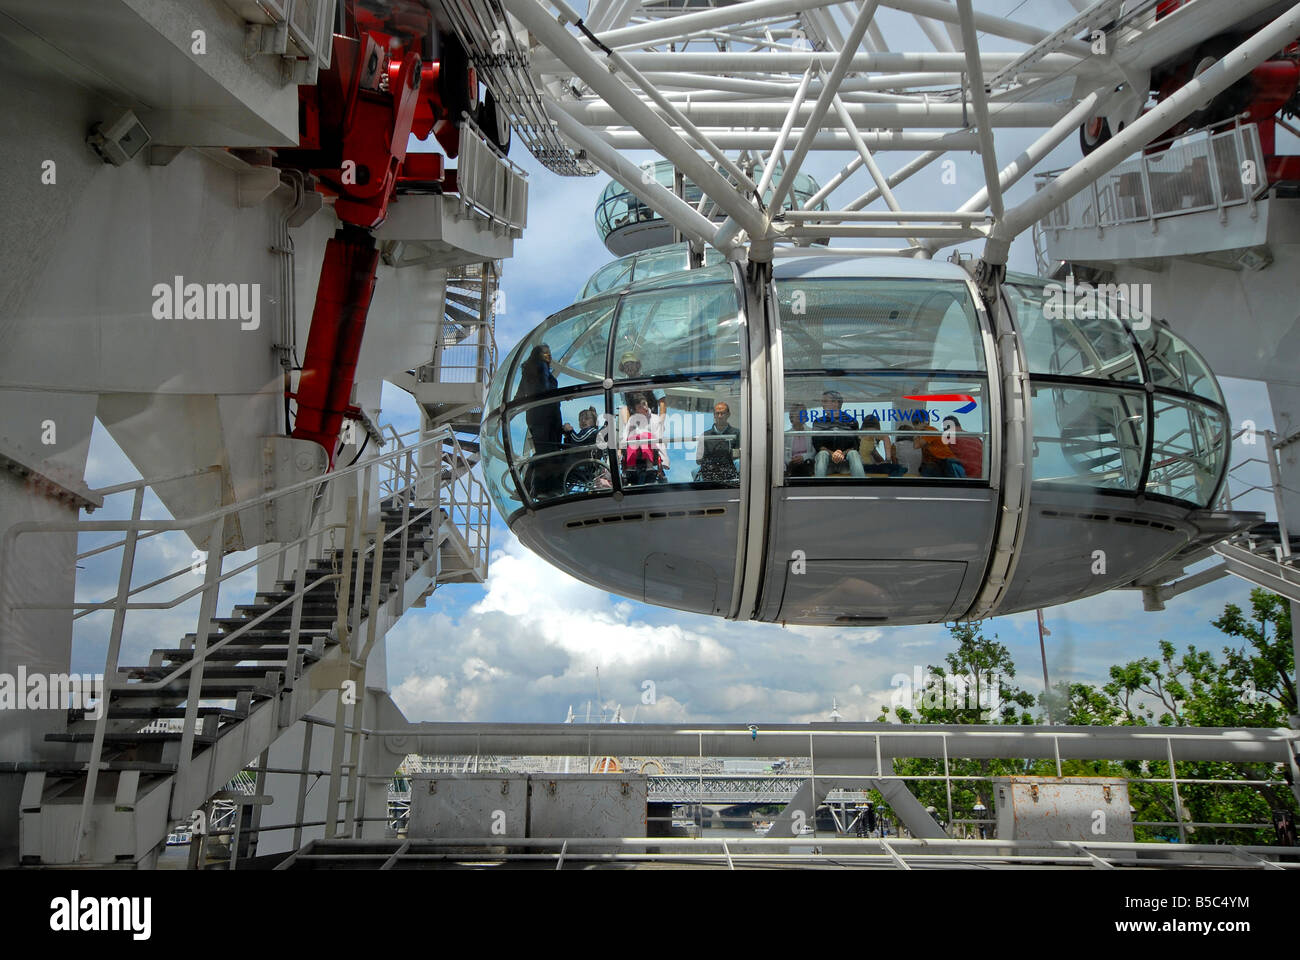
<box><xmin>69</xmin><ymin>0</ymin><xmax>1288</xmax><ymax>726</ymax></box>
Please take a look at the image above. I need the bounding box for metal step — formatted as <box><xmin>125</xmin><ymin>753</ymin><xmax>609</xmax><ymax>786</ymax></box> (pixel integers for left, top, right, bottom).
<box><xmin>44</xmin><ymin>731</ymin><xmax>218</xmax><ymax>746</ymax></box>
<box><xmin>151</xmin><ymin>643</ymin><xmax>325</xmax><ymax>663</ymax></box>
<box><xmin>109</xmin><ymin>674</ymin><xmax>280</xmax><ymax>699</ymax></box>
<box><xmin>1212</xmin><ymin>539</ymin><xmax>1300</xmax><ymax>603</ymax></box>
<box><xmin>99</xmin><ymin>706</ymin><xmax>246</xmax><ymax>722</ymax></box>
<box><xmin>118</xmin><ymin>664</ymin><xmax>291</xmax><ymax>681</ymax></box>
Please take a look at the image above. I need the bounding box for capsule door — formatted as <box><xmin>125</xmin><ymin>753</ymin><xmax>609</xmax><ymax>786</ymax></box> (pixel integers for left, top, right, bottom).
<box><xmin>744</xmin><ymin>266</ymin><xmax>1003</xmax><ymax>626</ymax></box>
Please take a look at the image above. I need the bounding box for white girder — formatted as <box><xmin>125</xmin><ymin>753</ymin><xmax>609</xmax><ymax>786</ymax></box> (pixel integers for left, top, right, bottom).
<box><xmin>482</xmin><ymin>0</ymin><xmax>1300</xmax><ymax>263</ymax></box>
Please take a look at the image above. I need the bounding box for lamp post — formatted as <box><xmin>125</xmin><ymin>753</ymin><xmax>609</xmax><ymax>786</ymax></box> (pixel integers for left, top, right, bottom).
<box><xmin>973</xmin><ymin>799</ymin><xmax>988</xmax><ymax>840</ymax></box>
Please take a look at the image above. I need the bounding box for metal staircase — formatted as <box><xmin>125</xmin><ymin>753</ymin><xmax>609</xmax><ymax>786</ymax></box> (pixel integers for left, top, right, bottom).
<box><xmin>1213</xmin><ymin>523</ymin><xmax>1300</xmax><ymax>604</ymax></box>
<box><xmin>12</xmin><ymin>429</ymin><xmax>489</xmax><ymax>866</ymax></box>
<box><xmin>1124</xmin><ymin>427</ymin><xmax>1300</xmax><ymax>610</ymax></box>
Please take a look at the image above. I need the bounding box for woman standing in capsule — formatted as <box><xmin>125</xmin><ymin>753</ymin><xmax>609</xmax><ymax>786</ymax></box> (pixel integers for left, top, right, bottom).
<box><xmin>515</xmin><ymin>343</ymin><xmax>562</xmax><ymax>494</ymax></box>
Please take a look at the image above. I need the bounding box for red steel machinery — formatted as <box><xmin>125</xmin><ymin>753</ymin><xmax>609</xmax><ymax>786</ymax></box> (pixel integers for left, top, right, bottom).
<box><xmin>277</xmin><ymin>0</ymin><xmax>495</xmax><ymax>466</ymax></box>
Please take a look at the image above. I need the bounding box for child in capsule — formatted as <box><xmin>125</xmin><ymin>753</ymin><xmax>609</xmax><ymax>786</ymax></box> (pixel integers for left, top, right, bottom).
<box><xmin>617</xmin><ymin>351</ymin><xmax>666</xmax><ymax>428</ymax></box>
<box><xmin>812</xmin><ymin>390</ymin><xmax>866</xmax><ymax>478</ymax></box>
<box><xmin>563</xmin><ymin>407</ymin><xmax>600</xmax><ymax>447</ymax></box>
<box><xmin>623</xmin><ymin>396</ymin><xmax>667</xmax><ymax>486</ymax></box>
<box><xmin>563</xmin><ymin>407</ymin><xmax>612</xmax><ymax>491</ymax></box>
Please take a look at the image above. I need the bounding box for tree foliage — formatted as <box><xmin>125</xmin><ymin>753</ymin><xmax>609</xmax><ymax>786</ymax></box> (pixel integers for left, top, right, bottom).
<box><xmin>870</xmin><ymin>591</ymin><xmax>1297</xmax><ymax>844</ymax></box>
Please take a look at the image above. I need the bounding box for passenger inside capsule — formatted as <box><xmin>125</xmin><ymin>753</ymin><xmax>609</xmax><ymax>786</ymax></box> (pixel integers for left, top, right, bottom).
<box><xmin>812</xmin><ymin>390</ymin><xmax>866</xmax><ymax>478</ymax></box>
<box><xmin>943</xmin><ymin>415</ymin><xmax>983</xmax><ymax>479</ymax></box>
<box><xmin>787</xmin><ymin>401</ymin><xmax>814</xmax><ymax>477</ymax></box>
<box><xmin>694</xmin><ymin>400</ymin><xmax>741</xmax><ymax>482</ymax></box>
<box><xmin>859</xmin><ymin>415</ymin><xmax>907</xmax><ymax>475</ymax></box>
<box><xmin>622</xmin><ymin>396</ymin><xmax>668</xmax><ymax>487</ymax></box>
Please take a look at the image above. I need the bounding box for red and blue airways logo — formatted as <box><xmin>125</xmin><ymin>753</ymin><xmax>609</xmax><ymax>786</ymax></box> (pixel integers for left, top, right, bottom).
<box><xmin>904</xmin><ymin>394</ymin><xmax>977</xmax><ymax>414</ymax></box>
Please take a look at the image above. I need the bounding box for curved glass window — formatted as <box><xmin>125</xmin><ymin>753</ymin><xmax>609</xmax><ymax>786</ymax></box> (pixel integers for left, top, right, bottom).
<box><xmin>487</xmin><ymin>337</ymin><xmax>529</xmax><ymax>416</ymax></box>
<box><xmin>1006</xmin><ymin>277</ymin><xmax>1142</xmax><ymax>382</ymax></box>
<box><xmin>616</xmin><ymin>379</ymin><xmax>745</xmax><ymax>490</ymax></box>
<box><xmin>580</xmin><ymin>244</ymin><xmax>727</xmax><ymax>301</ymax></box>
<box><xmin>629</xmin><ymin>261</ymin><xmax>732</xmax><ymax>292</ymax></box>
<box><xmin>481</xmin><ymin>415</ymin><xmax>522</xmax><ymax>515</ymax></box>
<box><xmin>1145</xmin><ymin>395</ymin><xmax>1227</xmax><ymax>505</ymax></box>
<box><xmin>582</xmin><ymin>259</ymin><xmax>634</xmax><ymax>301</ymax></box>
<box><xmin>595</xmin><ymin>161</ymin><xmax>828</xmax><ymax>244</ymax></box>
<box><xmin>509</xmin><ymin>298</ymin><xmax>615</xmax><ymax>400</ymax></box>
<box><xmin>783</xmin><ymin>374</ymin><xmax>988</xmax><ymax>482</ymax></box>
<box><xmin>1030</xmin><ymin>384</ymin><xmax>1146</xmax><ymax>491</ymax></box>
<box><xmin>612</xmin><ymin>283</ymin><xmax>742</xmax><ymax>381</ymax></box>
<box><xmin>778</xmin><ymin>279</ymin><xmax>984</xmax><ymax>372</ymax></box>
<box><xmin>1135</xmin><ymin>323</ymin><xmax>1222</xmax><ymax>404</ymax></box>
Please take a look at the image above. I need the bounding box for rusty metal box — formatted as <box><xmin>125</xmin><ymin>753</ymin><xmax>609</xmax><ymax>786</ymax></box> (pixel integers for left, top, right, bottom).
<box><xmin>526</xmin><ymin>774</ymin><xmax>648</xmax><ymax>841</ymax></box>
<box><xmin>993</xmin><ymin>776</ymin><xmax>1133</xmax><ymax>843</ymax></box>
<box><xmin>406</xmin><ymin>774</ymin><xmax>528</xmax><ymax>839</ymax></box>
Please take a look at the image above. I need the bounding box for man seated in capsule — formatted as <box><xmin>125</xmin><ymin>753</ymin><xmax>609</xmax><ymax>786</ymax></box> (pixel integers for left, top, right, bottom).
<box><xmin>622</xmin><ymin>395</ymin><xmax>668</xmax><ymax>486</ymax></box>
<box><xmin>812</xmin><ymin>390</ymin><xmax>866</xmax><ymax>478</ymax></box>
<box><xmin>787</xmin><ymin>401</ymin><xmax>814</xmax><ymax>477</ymax></box>
<box><xmin>694</xmin><ymin>400</ymin><xmax>741</xmax><ymax>483</ymax></box>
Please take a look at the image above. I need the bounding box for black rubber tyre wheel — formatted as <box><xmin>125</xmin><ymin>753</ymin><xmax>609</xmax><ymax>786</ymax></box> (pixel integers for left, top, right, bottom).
<box><xmin>1079</xmin><ymin>115</ymin><xmax>1112</xmax><ymax>155</ymax></box>
<box><xmin>437</xmin><ymin>33</ymin><xmax>474</xmax><ymax>124</ymax></box>
<box><xmin>477</xmin><ymin>88</ymin><xmax>512</xmax><ymax>154</ymax></box>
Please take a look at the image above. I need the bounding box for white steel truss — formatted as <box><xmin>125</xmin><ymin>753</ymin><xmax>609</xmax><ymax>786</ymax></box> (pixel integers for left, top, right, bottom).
<box><xmin>444</xmin><ymin>0</ymin><xmax>1300</xmax><ymax>267</ymax></box>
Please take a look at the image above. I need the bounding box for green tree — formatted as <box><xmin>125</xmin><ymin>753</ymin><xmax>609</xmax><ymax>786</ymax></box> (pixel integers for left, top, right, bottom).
<box><xmin>874</xmin><ymin>594</ymin><xmax>1298</xmax><ymax>844</ymax></box>
<box><xmin>881</xmin><ymin>622</ymin><xmax>1036</xmax><ymax>836</ymax></box>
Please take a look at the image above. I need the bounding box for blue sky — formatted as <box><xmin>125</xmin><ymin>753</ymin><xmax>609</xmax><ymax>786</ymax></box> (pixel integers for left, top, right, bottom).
<box><xmin>70</xmin><ymin>0</ymin><xmax>1285</xmax><ymax>724</ymax></box>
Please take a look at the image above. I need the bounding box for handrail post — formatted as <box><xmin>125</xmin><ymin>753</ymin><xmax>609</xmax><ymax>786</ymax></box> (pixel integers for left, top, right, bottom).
<box><xmin>326</xmin><ymin>497</ymin><xmax>358</xmax><ymax>838</ymax></box>
<box><xmin>1166</xmin><ymin>736</ymin><xmax>1187</xmax><ymax>844</ymax></box>
<box><xmin>1139</xmin><ymin>150</ymin><xmax>1156</xmax><ymax>233</ymax></box>
<box><xmin>1236</xmin><ymin>118</ymin><xmax>1260</xmax><ymax>218</ymax></box>
<box><xmin>281</xmin><ymin>487</ymin><xmax>316</xmax><ymax>721</ymax></box>
<box><xmin>347</xmin><ymin>519</ymin><xmax>387</xmax><ymax>838</ymax></box>
<box><xmin>174</xmin><ymin>513</ymin><xmax>227</xmax><ymax>817</ymax></box>
<box><xmin>1205</xmin><ymin>128</ymin><xmax>1224</xmax><ymax>220</ymax></box>
<box><xmin>397</xmin><ymin>451</ymin><xmax>413</xmax><ymax>589</ymax></box>
<box><xmin>942</xmin><ymin>733</ymin><xmax>954</xmax><ymax>833</ymax></box>
<box><xmin>75</xmin><ymin>484</ymin><xmax>145</xmax><ymax>862</ymax></box>
<box><xmin>1264</xmin><ymin>431</ymin><xmax>1292</xmax><ymax>561</ymax></box>
<box><xmin>350</xmin><ymin>465</ymin><xmax>373</xmax><ymax>642</ymax></box>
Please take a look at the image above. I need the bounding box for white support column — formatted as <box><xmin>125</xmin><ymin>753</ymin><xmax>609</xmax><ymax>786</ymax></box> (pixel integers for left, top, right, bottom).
<box><xmin>544</xmin><ymin>98</ymin><xmax>723</xmax><ymax>248</ymax></box>
<box><xmin>954</xmin><ymin>0</ymin><xmax>1004</xmax><ymax>221</ymax></box>
<box><xmin>919</xmin><ymin>90</ymin><xmax>1107</xmax><ymax>255</ymax></box>
<box><xmin>845</xmin><ymin>150</ymin><xmax>944</xmax><ymax>210</ymax></box>
<box><xmin>1266</xmin><ymin>384</ymin><xmax>1300</xmax><ymax>727</ymax></box>
<box><xmin>768</xmin><ymin>0</ymin><xmax>883</xmax><ymax>217</ymax></box>
<box><xmin>757</xmin><ymin>66</ymin><xmax>817</xmax><ymax>200</ymax></box>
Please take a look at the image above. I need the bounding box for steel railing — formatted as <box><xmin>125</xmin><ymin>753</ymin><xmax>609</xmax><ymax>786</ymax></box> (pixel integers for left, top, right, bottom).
<box><xmin>1</xmin><ymin>422</ymin><xmax>491</xmax><ymax>861</ymax></box>
<box><xmin>1037</xmin><ymin>119</ymin><xmax>1267</xmax><ymax>234</ymax></box>
<box><xmin>456</xmin><ymin>115</ymin><xmax>529</xmax><ymax>231</ymax></box>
